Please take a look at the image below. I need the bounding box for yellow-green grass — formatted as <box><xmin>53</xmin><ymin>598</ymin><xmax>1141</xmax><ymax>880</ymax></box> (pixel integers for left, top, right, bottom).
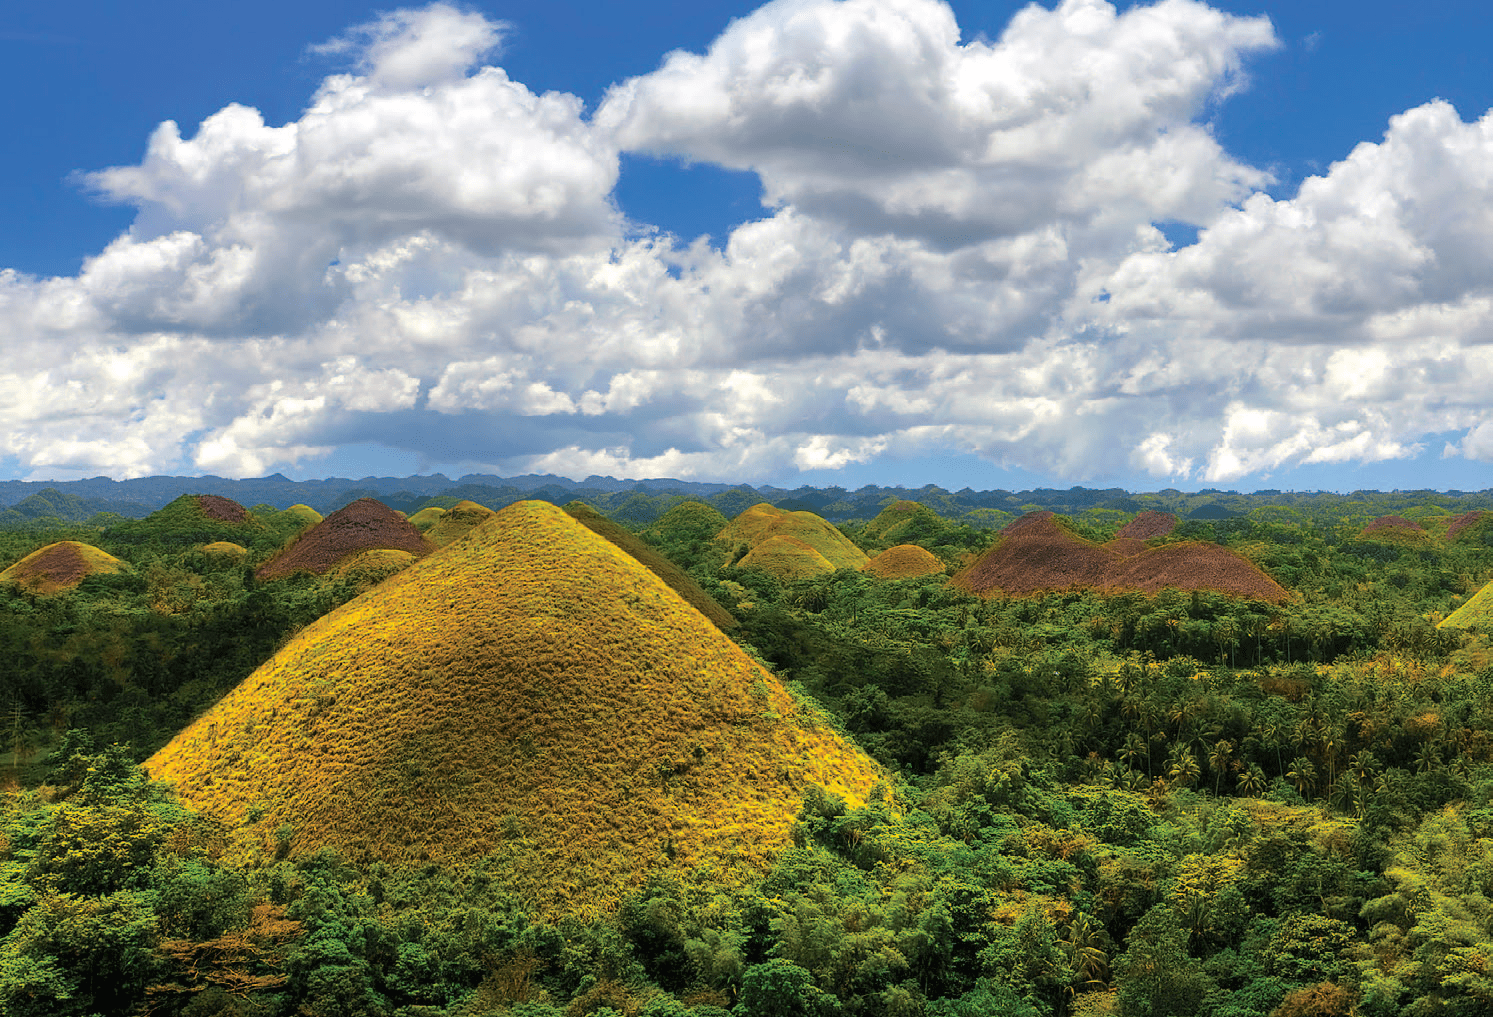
<box><xmin>330</xmin><ymin>549</ymin><xmax>417</xmax><ymax>591</ymax></box>
<box><xmin>1439</xmin><ymin>579</ymin><xmax>1493</xmax><ymax>630</ymax></box>
<box><xmin>200</xmin><ymin>541</ymin><xmax>249</xmax><ymax>559</ymax></box>
<box><xmin>146</xmin><ymin>501</ymin><xmax>881</xmax><ymax>918</ymax></box>
<box><xmin>0</xmin><ymin>541</ymin><xmax>127</xmax><ymax>595</ymax></box>
<box><xmin>717</xmin><ymin>503</ymin><xmax>868</xmax><ymax>570</ymax></box>
<box><xmin>646</xmin><ymin>501</ymin><xmax>729</xmax><ymax>544</ymax></box>
<box><xmin>738</xmin><ymin>535</ymin><xmax>838</xmax><ymax>580</ymax></box>
<box><xmin>408</xmin><ymin>506</ymin><xmax>448</xmax><ymax>532</ymax></box>
<box><xmin>564</xmin><ymin>502</ymin><xmax>736</xmax><ymax>629</ymax></box>
<box><xmin>284</xmin><ymin>504</ymin><xmax>323</xmax><ymax>526</ymax></box>
<box><xmin>427</xmin><ymin>500</ymin><xmax>497</xmax><ymax>547</ymax></box>
<box><xmin>862</xmin><ymin>544</ymin><xmax>944</xmax><ymax>580</ymax></box>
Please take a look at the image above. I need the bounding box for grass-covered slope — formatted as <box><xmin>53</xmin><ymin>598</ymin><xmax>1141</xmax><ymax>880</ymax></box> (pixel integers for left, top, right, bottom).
<box><xmin>146</xmin><ymin>501</ymin><xmax>880</xmax><ymax>916</ymax></box>
<box><xmin>1439</xmin><ymin>578</ymin><xmax>1493</xmax><ymax>629</ymax></box>
<box><xmin>563</xmin><ymin>502</ymin><xmax>736</xmax><ymax>629</ymax></box>
<box><xmin>0</xmin><ymin>540</ymin><xmax>127</xmax><ymax>594</ymax></box>
<box><xmin>256</xmin><ymin>498</ymin><xmax>433</xmax><ymax>580</ymax></box>
<box><xmin>862</xmin><ymin>543</ymin><xmax>944</xmax><ymax>579</ymax></box>
<box><xmin>717</xmin><ymin>503</ymin><xmax>868</xmax><ymax>570</ymax></box>
<box><xmin>407</xmin><ymin>506</ymin><xmax>447</xmax><ymax>532</ymax></box>
<box><xmin>107</xmin><ymin>494</ymin><xmax>264</xmax><ymax>548</ymax></box>
<box><xmin>427</xmin><ymin>500</ymin><xmax>496</xmax><ymax>547</ymax></box>
<box><xmin>738</xmin><ymin>535</ymin><xmax>839</xmax><ymax>579</ymax></box>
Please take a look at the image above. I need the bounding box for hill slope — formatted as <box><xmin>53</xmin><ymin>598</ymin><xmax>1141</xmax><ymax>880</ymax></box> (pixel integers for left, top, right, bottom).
<box><xmin>0</xmin><ymin>541</ymin><xmax>127</xmax><ymax>594</ymax></box>
<box><xmin>717</xmin><ymin>503</ymin><xmax>868</xmax><ymax>570</ymax></box>
<box><xmin>427</xmin><ymin>500</ymin><xmax>496</xmax><ymax>547</ymax></box>
<box><xmin>147</xmin><ymin>501</ymin><xmax>881</xmax><ymax>916</ymax></box>
<box><xmin>862</xmin><ymin>544</ymin><xmax>944</xmax><ymax>579</ymax></box>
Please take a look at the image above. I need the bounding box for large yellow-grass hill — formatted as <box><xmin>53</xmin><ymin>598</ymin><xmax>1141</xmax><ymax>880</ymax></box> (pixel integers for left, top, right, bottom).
<box><xmin>147</xmin><ymin>501</ymin><xmax>883</xmax><ymax>917</ymax></box>
<box><xmin>1439</xmin><ymin>579</ymin><xmax>1493</xmax><ymax>630</ymax></box>
<box><xmin>862</xmin><ymin>544</ymin><xmax>944</xmax><ymax>580</ymax></box>
<box><xmin>0</xmin><ymin>541</ymin><xmax>127</xmax><ymax>595</ymax></box>
<box><xmin>718</xmin><ymin>503</ymin><xmax>869</xmax><ymax>573</ymax></box>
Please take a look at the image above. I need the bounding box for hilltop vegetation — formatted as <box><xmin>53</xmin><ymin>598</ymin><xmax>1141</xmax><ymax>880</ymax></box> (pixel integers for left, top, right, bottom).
<box><xmin>7</xmin><ymin>483</ymin><xmax>1493</xmax><ymax>1015</ymax></box>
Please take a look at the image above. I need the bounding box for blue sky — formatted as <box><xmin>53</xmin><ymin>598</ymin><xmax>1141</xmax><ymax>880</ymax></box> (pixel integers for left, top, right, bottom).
<box><xmin>4</xmin><ymin>0</ymin><xmax>1493</xmax><ymax>491</ymax></box>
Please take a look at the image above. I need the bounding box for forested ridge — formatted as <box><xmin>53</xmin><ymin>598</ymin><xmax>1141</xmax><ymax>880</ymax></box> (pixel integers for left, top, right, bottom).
<box><xmin>3</xmin><ymin>486</ymin><xmax>1493</xmax><ymax>1016</ymax></box>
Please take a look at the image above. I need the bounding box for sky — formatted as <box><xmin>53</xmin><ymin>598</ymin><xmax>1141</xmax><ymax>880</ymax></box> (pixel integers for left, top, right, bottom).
<box><xmin>4</xmin><ymin>0</ymin><xmax>1493</xmax><ymax>492</ymax></box>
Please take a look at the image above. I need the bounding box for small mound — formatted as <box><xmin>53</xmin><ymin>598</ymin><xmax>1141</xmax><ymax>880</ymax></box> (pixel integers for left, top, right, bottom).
<box><xmin>256</xmin><ymin>499</ymin><xmax>434</xmax><ymax>580</ymax></box>
<box><xmin>1102</xmin><ymin>537</ymin><xmax>1149</xmax><ymax>558</ymax></box>
<box><xmin>0</xmin><ymin>541</ymin><xmax>127</xmax><ymax>595</ymax></box>
<box><xmin>717</xmin><ymin>503</ymin><xmax>868</xmax><ymax>571</ymax></box>
<box><xmin>647</xmin><ymin>501</ymin><xmax>730</xmax><ymax>545</ymax></box>
<box><xmin>407</xmin><ymin>506</ymin><xmax>448</xmax><ymax>532</ymax></box>
<box><xmin>196</xmin><ymin>495</ymin><xmax>250</xmax><ymax>523</ymax></box>
<box><xmin>864</xmin><ymin>500</ymin><xmax>947</xmax><ymax>544</ymax></box>
<box><xmin>1440</xmin><ymin>579</ymin><xmax>1493</xmax><ymax>630</ymax></box>
<box><xmin>1447</xmin><ymin>511</ymin><xmax>1491</xmax><ymax>540</ymax></box>
<box><xmin>1102</xmin><ymin>542</ymin><xmax>1288</xmax><ymax>602</ymax></box>
<box><xmin>862</xmin><ymin>544</ymin><xmax>943</xmax><ymax>579</ymax></box>
<box><xmin>952</xmin><ymin>514</ymin><xmax>1115</xmax><ymax>596</ymax></box>
<box><xmin>564</xmin><ymin>502</ymin><xmax>737</xmax><ymax>630</ymax></box>
<box><xmin>427</xmin><ymin>501</ymin><xmax>497</xmax><ymax>547</ymax></box>
<box><xmin>1359</xmin><ymin>515</ymin><xmax>1426</xmax><ymax>541</ymax></box>
<box><xmin>147</xmin><ymin>501</ymin><xmax>882</xmax><ymax>918</ymax></box>
<box><xmin>1116</xmin><ymin>511</ymin><xmax>1177</xmax><ymax>539</ymax></box>
<box><xmin>283</xmin><ymin>504</ymin><xmax>323</xmax><ymax>527</ymax></box>
<box><xmin>200</xmin><ymin>541</ymin><xmax>248</xmax><ymax>559</ymax></box>
<box><xmin>738</xmin><ymin>535</ymin><xmax>838</xmax><ymax>580</ymax></box>
<box><xmin>331</xmin><ymin>549</ymin><xmax>417</xmax><ymax>591</ymax></box>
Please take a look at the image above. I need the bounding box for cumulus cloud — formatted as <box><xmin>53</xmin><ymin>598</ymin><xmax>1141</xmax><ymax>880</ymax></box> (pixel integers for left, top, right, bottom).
<box><xmin>8</xmin><ymin>0</ymin><xmax>1493</xmax><ymax>485</ymax></box>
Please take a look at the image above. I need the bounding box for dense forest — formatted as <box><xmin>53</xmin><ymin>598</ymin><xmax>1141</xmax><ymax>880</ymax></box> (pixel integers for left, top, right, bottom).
<box><xmin>3</xmin><ymin>481</ymin><xmax>1493</xmax><ymax>1016</ymax></box>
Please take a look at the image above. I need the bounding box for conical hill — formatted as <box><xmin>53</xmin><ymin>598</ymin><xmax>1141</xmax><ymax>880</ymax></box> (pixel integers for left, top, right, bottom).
<box><xmin>408</xmin><ymin>506</ymin><xmax>447</xmax><ymax>532</ymax></box>
<box><xmin>109</xmin><ymin>494</ymin><xmax>263</xmax><ymax>548</ymax></box>
<box><xmin>256</xmin><ymin>498</ymin><xmax>433</xmax><ymax>580</ymax></box>
<box><xmin>427</xmin><ymin>500</ymin><xmax>497</xmax><ymax>547</ymax></box>
<box><xmin>864</xmin><ymin>501</ymin><xmax>945</xmax><ymax>545</ymax></box>
<box><xmin>147</xmin><ymin>501</ymin><xmax>882</xmax><ymax>916</ymax></box>
<box><xmin>738</xmin><ymin>535</ymin><xmax>837</xmax><ymax>580</ymax></box>
<box><xmin>564</xmin><ymin>502</ymin><xmax>736</xmax><ymax>629</ymax></box>
<box><xmin>0</xmin><ymin>541</ymin><xmax>127</xmax><ymax>595</ymax></box>
<box><xmin>862</xmin><ymin>544</ymin><xmax>943</xmax><ymax>579</ymax></box>
<box><xmin>717</xmin><ymin>503</ymin><xmax>868</xmax><ymax>570</ymax></box>
<box><xmin>1358</xmin><ymin>515</ymin><xmax>1427</xmax><ymax>543</ymax></box>
<box><xmin>1115</xmin><ymin>511</ymin><xmax>1177</xmax><ymax>539</ymax></box>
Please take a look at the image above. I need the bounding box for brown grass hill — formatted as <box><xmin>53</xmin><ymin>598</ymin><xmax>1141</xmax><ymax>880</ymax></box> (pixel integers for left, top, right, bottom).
<box><xmin>1358</xmin><ymin>515</ymin><xmax>1428</xmax><ymax>543</ymax></box>
<box><xmin>1116</xmin><ymin>511</ymin><xmax>1177</xmax><ymax>539</ymax></box>
<box><xmin>407</xmin><ymin>506</ymin><xmax>447</xmax><ymax>532</ymax></box>
<box><xmin>1447</xmin><ymin>511</ymin><xmax>1493</xmax><ymax>541</ymax></box>
<box><xmin>1101</xmin><ymin>542</ymin><xmax>1289</xmax><ymax>603</ymax></box>
<box><xmin>737</xmin><ymin>535</ymin><xmax>839</xmax><ymax>580</ymax></box>
<box><xmin>146</xmin><ymin>500</ymin><xmax>882</xmax><ymax>917</ymax></box>
<box><xmin>563</xmin><ymin>502</ymin><xmax>736</xmax><ymax>630</ymax></box>
<box><xmin>717</xmin><ymin>503</ymin><xmax>868</xmax><ymax>571</ymax></box>
<box><xmin>428</xmin><ymin>501</ymin><xmax>497</xmax><ymax>547</ymax></box>
<box><xmin>255</xmin><ymin>499</ymin><xmax>434</xmax><ymax>581</ymax></box>
<box><xmin>862</xmin><ymin>544</ymin><xmax>944</xmax><ymax>580</ymax></box>
<box><xmin>1101</xmin><ymin>537</ymin><xmax>1149</xmax><ymax>558</ymax></box>
<box><xmin>0</xmin><ymin>541</ymin><xmax>127</xmax><ymax>595</ymax></box>
<box><xmin>950</xmin><ymin>513</ymin><xmax>1117</xmax><ymax>596</ymax></box>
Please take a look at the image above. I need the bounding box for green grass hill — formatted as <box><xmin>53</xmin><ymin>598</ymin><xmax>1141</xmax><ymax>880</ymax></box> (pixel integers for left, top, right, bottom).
<box><xmin>407</xmin><ymin>506</ymin><xmax>447</xmax><ymax>532</ymax></box>
<box><xmin>427</xmin><ymin>500</ymin><xmax>497</xmax><ymax>547</ymax></box>
<box><xmin>564</xmin><ymin>502</ymin><xmax>736</xmax><ymax>629</ymax></box>
<box><xmin>863</xmin><ymin>500</ymin><xmax>946</xmax><ymax>546</ymax></box>
<box><xmin>107</xmin><ymin>494</ymin><xmax>265</xmax><ymax>549</ymax></box>
<box><xmin>738</xmin><ymin>535</ymin><xmax>838</xmax><ymax>580</ymax></box>
<box><xmin>645</xmin><ymin>501</ymin><xmax>729</xmax><ymax>546</ymax></box>
<box><xmin>717</xmin><ymin>503</ymin><xmax>868</xmax><ymax>570</ymax></box>
<box><xmin>0</xmin><ymin>541</ymin><xmax>128</xmax><ymax>595</ymax></box>
<box><xmin>146</xmin><ymin>501</ymin><xmax>882</xmax><ymax>917</ymax></box>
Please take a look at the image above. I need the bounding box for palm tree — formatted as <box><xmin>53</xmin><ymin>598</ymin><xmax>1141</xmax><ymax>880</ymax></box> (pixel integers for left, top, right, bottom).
<box><xmin>1414</xmin><ymin>742</ymin><xmax>1441</xmax><ymax>774</ymax></box>
<box><xmin>1208</xmin><ymin>739</ymin><xmax>1235</xmax><ymax>797</ymax></box>
<box><xmin>1168</xmin><ymin>751</ymin><xmax>1202</xmax><ymax>789</ymax></box>
<box><xmin>1287</xmin><ymin>756</ymin><xmax>1317</xmax><ymax>800</ymax></box>
<box><xmin>1237</xmin><ymin>763</ymin><xmax>1265</xmax><ymax>797</ymax></box>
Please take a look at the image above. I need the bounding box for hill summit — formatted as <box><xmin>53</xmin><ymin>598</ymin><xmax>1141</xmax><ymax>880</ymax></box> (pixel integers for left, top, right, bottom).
<box><xmin>256</xmin><ymin>498</ymin><xmax>433</xmax><ymax>580</ymax></box>
<box><xmin>718</xmin><ymin>503</ymin><xmax>868</xmax><ymax>578</ymax></box>
<box><xmin>147</xmin><ymin>501</ymin><xmax>882</xmax><ymax>916</ymax></box>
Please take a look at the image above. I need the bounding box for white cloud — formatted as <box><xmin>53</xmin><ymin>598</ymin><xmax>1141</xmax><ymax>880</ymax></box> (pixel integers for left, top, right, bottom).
<box><xmin>7</xmin><ymin>0</ymin><xmax>1493</xmax><ymax>486</ymax></box>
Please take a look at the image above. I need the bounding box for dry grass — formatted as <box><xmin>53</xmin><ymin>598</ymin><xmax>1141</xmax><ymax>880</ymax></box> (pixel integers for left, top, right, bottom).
<box><xmin>1101</xmin><ymin>537</ymin><xmax>1148</xmax><ymax>558</ymax></box>
<box><xmin>146</xmin><ymin>500</ymin><xmax>882</xmax><ymax>919</ymax></box>
<box><xmin>283</xmin><ymin>504</ymin><xmax>323</xmax><ymax>527</ymax></box>
<box><xmin>200</xmin><ymin>542</ymin><xmax>249</xmax><ymax>559</ymax></box>
<box><xmin>738</xmin><ymin>536</ymin><xmax>837</xmax><ymax>580</ymax></box>
<box><xmin>428</xmin><ymin>501</ymin><xmax>496</xmax><ymax>547</ymax></box>
<box><xmin>951</xmin><ymin>513</ymin><xmax>1287</xmax><ymax>603</ymax></box>
<box><xmin>1358</xmin><ymin>515</ymin><xmax>1428</xmax><ymax>543</ymax></box>
<box><xmin>564</xmin><ymin>502</ymin><xmax>737</xmax><ymax>630</ymax></box>
<box><xmin>861</xmin><ymin>544</ymin><xmax>943</xmax><ymax>579</ymax></box>
<box><xmin>717</xmin><ymin>503</ymin><xmax>868</xmax><ymax>570</ymax></box>
<box><xmin>0</xmin><ymin>541</ymin><xmax>127</xmax><ymax>595</ymax></box>
<box><xmin>1115</xmin><ymin>511</ymin><xmax>1176</xmax><ymax>539</ymax></box>
<box><xmin>256</xmin><ymin>499</ymin><xmax>434</xmax><ymax>580</ymax></box>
